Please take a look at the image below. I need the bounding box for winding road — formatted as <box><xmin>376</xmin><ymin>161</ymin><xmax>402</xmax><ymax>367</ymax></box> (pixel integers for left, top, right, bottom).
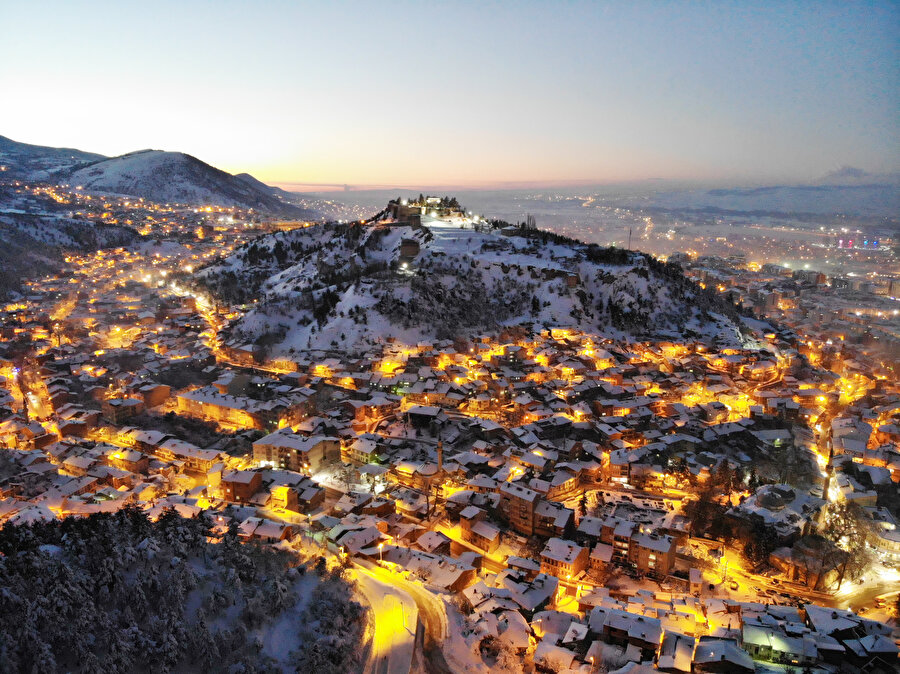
<box><xmin>355</xmin><ymin>560</ymin><xmax>453</xmax><ymax>674</ymax></box>
<box><xmin>352</xmin><ymin>563</ymin><xmax>419</xmax><ymax>674</ymax></box>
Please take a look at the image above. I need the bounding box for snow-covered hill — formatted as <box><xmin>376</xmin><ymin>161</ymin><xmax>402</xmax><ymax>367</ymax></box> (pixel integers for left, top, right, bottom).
<box><xmin>0</xmin><ymin>508</ymin><xmax>368</xmax><ymax>673</ymax></box>
<box><xmin>234</xmin><ymin>172</ymin><xmax>297</xmax><ymax>200</ymax></box>
<box><xmin>198</xmin><ymin>214</ymin><xmax>743</xmax><ymax>358</ymax></box>
<box><xmin>0</xmin><ymin>134</ymin><xmax>105</xmax><ymax>180</ymax></box>
<box><xmin>1</xmin><ymin>135</ymin><xmax>316</xmax><ymax>216</ymax></box>
<box><xmin>62</xmin><ymin>150</ymin><xmax>312</xmax><ymax>215</ymax></box>
<box><xmin>0</xmin><ymin>183</ymin><xmax>140</xmax><ymax>297</ymax></box>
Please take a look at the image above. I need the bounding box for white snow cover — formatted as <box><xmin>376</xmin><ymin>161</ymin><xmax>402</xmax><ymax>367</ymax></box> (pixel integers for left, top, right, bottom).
<box><xmin>64</xmin><ymin>149</ymin><xmax>293</xmax><ymax>211</ymax></box>
<box><xmin>201</xmin><ymin>213</ymin><xmax>743</xmax><ymax>357</ymax></box>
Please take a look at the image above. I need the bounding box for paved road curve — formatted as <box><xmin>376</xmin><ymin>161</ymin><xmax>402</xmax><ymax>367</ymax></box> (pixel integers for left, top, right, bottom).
<box><xmin>356</xmin><ymin>561</ymin><xmax>454</xmax><ymax>674</ymax></box>
<box><xmin>352</xmin><ymin>565</ymin><xmax>419</xmax><ymax>674</ymax></box>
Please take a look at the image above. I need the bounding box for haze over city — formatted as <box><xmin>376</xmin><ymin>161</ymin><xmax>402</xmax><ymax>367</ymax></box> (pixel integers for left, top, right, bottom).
<box><xmin>2</xmin><ymin>1</ymin><xmax>898</xmax><ymax>188</ymax></box>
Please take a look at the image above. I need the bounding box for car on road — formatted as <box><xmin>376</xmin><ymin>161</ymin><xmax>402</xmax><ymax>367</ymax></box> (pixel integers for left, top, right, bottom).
<box><xmin>729</xmin><ymin>581</ymin><xmax>739</xmax><ymax>591</ymax></box>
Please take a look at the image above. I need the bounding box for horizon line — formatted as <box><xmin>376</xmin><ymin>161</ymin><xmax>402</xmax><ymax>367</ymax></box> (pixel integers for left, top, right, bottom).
<box><xmin>270</xmin><ymin>177</ymin><xmax>691</xmax><ymax>194</ymax></box>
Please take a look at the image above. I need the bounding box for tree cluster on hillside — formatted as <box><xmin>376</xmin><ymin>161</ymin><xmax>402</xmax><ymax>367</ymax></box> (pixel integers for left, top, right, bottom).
<box><xmin>197</xmin><ymin>223</ymin><xmax>393</xmax><ymax>306</ymax></box>
<box><xmin>817</xmin><ymin>500</ymin><xmax>874</xmax><ymax>589</ymax></box>
<box><xmin>682</xmin><ymin>462</ymin><xmax>740</xmax><ymax>540</ymax></box>
<box><xmin>198</xmin><ymin>206</ymin><xmax>745</xmax><ymax>352</ymax></box>
<box><xmin>375</xmin><ymin>270</ymin><xmax>534</xmax><ymax>339</ymax></box>
<box><xmin>0</xmin><ymin>507</ymin><xmax>367</xmax><ymax>673</ymax></box>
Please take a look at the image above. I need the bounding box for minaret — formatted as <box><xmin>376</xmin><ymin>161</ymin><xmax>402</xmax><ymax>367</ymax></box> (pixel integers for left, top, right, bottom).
<box><xmin>822</xmin><ymin>444</ymin><xmax>835</xmax><ymax>501</ymax></box>
<box><xmin>819</xmin><ymin>444</ymin><xmax>835</xmax><ymax>527</ymax></box>
<box><xmin>437</xmin><ymin>440</ymin><xmax>443</xmax><ymax>474</ymax></box>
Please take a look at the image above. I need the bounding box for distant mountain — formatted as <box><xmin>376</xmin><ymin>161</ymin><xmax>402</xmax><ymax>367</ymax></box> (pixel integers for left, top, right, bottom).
<box><xmin>0</xmin><ymin>135</ymin><xmax>316</xmax><ymax>216</ymax></box>
<box><xmin>817</xmin><ymin>166</ymin><xmax>872</xmax><ymax>183</ymax></box>
<box><xmin>197</xmin><ymin>207</ymin><xmax>744</xmax><ymax>357</ymax></box>
<box><xmin>233</xmin><ymin>172</ymin><xmax>295</xmax><ymax>199</ymax></box>
<box><xmin>644</xmin><ymin>176</ymin><xmax>900</xmax><ymax>218</ymax></box>
<box><xmin>0</xmin><ymin>135</ymin><xmax>105</xmax><ymax>180</ymax></box>
<box><xmin>62</xmin><ymin>150</ymin><xmax>312</xmax><ymax>216</ymax></box>
<box><xmin>814</xmin><ymin>166</ymin><xmax>900</xmax><ymax>187</ymax></box>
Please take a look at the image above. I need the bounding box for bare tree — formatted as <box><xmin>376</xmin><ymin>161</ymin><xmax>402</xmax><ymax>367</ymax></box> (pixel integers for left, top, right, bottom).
<box><xmin>819</xmin><ymin>501</ymin><xmax>874</xmax><ymax>589</ymax></box>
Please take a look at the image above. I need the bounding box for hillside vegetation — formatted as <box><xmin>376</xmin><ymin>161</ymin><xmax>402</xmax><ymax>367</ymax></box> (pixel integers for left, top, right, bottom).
<box><xmin>0</xmin><ymin>184</ymin><xmax>140</xmax><ymax>297</ymax></box>
<box><xmin>0</xmin><ymin>507</ymin><xmax>367</xmax><ymax>674</ymax></box>
<box><xmin>197</xmin><ymin>216</ymin><xmax>743</xmax><ymax>358</ymax></box>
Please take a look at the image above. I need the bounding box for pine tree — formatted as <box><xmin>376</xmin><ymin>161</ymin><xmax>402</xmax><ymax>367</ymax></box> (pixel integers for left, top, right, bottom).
<box><xmin>748</xmin><ymin>466</ymin><xmax>760</xmax><ymax>490</ymax></box>
<box><xmin>191</xmin><ymin>615</ymin><xmax>220</xmax><ymax>672</ymax></box>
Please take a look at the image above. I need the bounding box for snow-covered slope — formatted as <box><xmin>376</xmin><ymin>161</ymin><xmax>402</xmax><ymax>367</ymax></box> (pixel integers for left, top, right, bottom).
<box><xmin>234</xmin><ymin>172</ymin><xmax>296</xmax><ymax>200</ymax></box>
<box><xmin>0</xmin><ymin>183</ymin><xmax>140</xmax><ymax>297</ymax></box>
<box><xmin>62</xmin><ymin>150</ymin><xmax>310</xmax><ymax>215</ymax></box>
<box><xmin>0</xmin><ymin>134</ymin><xmax>105</xmax><ymax>180</ymax></box>
<box><xmin>198</xmin><ymin>215</ymin><xmax>742</xmax><ymax>357</ymax></box>
<box><xmin>2</xmin><ymin>135</ymin><xmax>317</xmax><ymax>216</ymax></box>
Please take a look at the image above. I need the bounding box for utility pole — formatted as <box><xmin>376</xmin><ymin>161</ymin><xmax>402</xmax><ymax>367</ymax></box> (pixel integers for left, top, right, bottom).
<box><xmin>628</xmin><ymin>227</ymin><xmax>633</xmax><ymax>250</ymax></box>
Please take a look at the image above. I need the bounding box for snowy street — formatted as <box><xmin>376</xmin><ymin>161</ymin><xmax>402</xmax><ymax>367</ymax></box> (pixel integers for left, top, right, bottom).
<box><xmin>352</xmin><ymin>564</ymin><xmax>419</xmax><ymax>674</ymax></box>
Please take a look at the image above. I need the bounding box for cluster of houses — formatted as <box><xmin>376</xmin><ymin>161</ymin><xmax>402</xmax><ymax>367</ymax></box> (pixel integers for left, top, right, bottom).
<box><xmin>0</xmin><ymin>220</ymin><xmax>898</xmax><ymax>671</ymax></box>
<box><xmin>459</xmin><ymin>574</ymin><xmax>898</xmax><ymax>672</ymax></box>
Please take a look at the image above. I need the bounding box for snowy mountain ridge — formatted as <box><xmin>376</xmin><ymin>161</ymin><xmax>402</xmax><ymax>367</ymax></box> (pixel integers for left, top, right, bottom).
<box><xmin>0</xmin><ymin>135</ymin><xmax>313</xmax><ymax>216</ymax></box>
<box><xmin>62</xmin><ymin>149</ymin><xmax>311</xmax><ymax>215</ymax></box>
<box><xmin>0</xmin><ymin>134</ymin><xmax>105</xmax><ymax>180</ymax></box>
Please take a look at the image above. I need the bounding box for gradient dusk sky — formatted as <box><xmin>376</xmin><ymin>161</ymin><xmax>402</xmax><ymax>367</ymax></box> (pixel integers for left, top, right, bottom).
<box><xmin>2</xmin><ymin>1</ymin><xmax>898</xmax><ymax>188</ymax></box>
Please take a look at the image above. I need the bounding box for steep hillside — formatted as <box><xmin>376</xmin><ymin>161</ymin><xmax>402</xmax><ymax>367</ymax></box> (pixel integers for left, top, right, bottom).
<box><xmin>0</xmin><ymin>134</ymin><xmax>105</xmax><ymax>180</ymax></box>
<box><xmin>234</xmin><ymin>172</ymin><xmax>297</xmax><ymax>200</ymax></box>
<box><xmin>62</xmin><ymin>150</ymin><xmax>312</xmax><ymax>216</ymax></box>
<box><xmin>197</xmin><ymin>214</ymin><xmax>743</xmax><ymax>358</ymax></box>
<box><xmin>0</xmin><ymin>507</ymin><xmax>367</xmax><ymax>673</ymax></box>
<box><xmin>0</xmin><ymin>184</ymin><xmax>140</xmax><ymax>297</ymax></box>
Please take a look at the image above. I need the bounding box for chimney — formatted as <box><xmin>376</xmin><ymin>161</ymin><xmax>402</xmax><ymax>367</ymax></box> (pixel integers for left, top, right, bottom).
<box><xmin>437</xmin><ymin>440</ymin><xmax>443</xmax><ymax>473</ymax></box>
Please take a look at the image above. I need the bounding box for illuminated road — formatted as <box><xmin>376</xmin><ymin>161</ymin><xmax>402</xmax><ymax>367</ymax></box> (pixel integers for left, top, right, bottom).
<box><xmin>355</xmin><ymin>561</ymin><xmax>453</xmax><ymax>674</ymax></box>
<box><xmin>351</xmin><ymin>564</ymin><xmax>418</xmax><ymax>674</ymax></box>
<box><xmin>692</xmin><ymin>538</ymin><xmax>900</xmax><ymax>612</ymax></box>
<box><xmin>17</xmin><ymin>363</ymin><xmax>53</xmax><ymax>420</ymax></box>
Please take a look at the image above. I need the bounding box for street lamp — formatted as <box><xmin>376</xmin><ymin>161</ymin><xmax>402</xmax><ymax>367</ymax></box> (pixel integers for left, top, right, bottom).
<box><xmin>379</xmin><ymin>541</ymin><xmax>384</xmax><ymax>563</ymax></box>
